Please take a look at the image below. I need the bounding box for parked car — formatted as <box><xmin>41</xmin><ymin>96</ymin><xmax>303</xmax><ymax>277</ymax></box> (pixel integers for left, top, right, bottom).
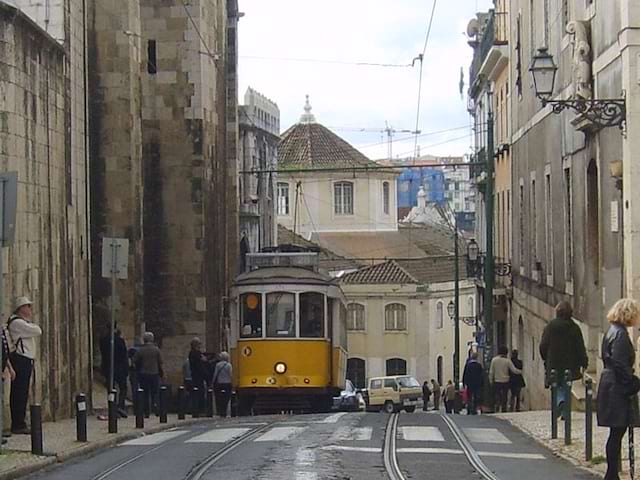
<box><xmin>333</xmin><ymin>380</ymin><xmax>365</xmax><ymax>411</ymax></box>
<box><xmin>366</xmin><ymin>375</ymin><xmax>423</xmax><ymax>413</ymax></box>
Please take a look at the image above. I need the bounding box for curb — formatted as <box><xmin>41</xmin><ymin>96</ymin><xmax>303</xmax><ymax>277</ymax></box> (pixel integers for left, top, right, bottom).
<box><xmin>0</xmin><ymin>417</ymin><xmax>219</xmax><ymax>480</ymax></box>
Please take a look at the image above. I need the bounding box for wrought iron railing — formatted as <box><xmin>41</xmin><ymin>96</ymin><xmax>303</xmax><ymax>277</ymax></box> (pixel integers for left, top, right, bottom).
<box><xmin>469</xmin><ymin>10</ymin><xmax>509</xmax><ymax>88</ymax></box>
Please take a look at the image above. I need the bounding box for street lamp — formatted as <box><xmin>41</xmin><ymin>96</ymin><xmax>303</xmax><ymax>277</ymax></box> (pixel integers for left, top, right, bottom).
<box><xmin>529</xmin><ymin>47</ymin><xmax>626</xmax><ymax>130</ymax></box>
<box><xmin>447</xmin><ymin>300</ymin><xmax>455</xmax><ymax>319</ymax></box>
<box><xmin>467</xmin><ymin>239</ymin><xmax>479</xmax><ymax>263</ymax></box>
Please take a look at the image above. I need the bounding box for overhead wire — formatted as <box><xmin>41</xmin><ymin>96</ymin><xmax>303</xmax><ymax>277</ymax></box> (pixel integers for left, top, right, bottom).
<box><xmin>240</xmin><ymin>55</ymin><xmax>414</xmax><ymax>68</ymax></box>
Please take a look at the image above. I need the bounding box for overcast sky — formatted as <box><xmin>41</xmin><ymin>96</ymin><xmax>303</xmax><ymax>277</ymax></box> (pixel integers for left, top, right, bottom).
<box><xmin>238</xmin><ymin>0</ymin><xmax>494</xmax><ymax>161</ymax></box>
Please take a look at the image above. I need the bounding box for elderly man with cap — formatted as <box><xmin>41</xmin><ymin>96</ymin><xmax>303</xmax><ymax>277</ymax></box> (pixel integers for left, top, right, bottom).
<box><xmin>6</xmin><ymin>297</ymin><xmax>41</xmax><ymax>434</ymax></box>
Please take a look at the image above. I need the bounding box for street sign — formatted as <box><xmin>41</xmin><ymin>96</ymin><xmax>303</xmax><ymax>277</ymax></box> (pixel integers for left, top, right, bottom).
<box><xmin>0</xmin><ymin>172</ymin><xmax>18</xmax><ymax>247</ymax></box>
<box><xmin>101</xmin><ymin>238</ymin><xmax>129</xmax><ymax>279</ymax></box>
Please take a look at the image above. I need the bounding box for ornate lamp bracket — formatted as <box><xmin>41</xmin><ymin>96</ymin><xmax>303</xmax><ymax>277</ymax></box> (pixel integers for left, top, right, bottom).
<box><xmin>541</xmin><ymin>97</ymin><xmax>626</xmax><ymax>131</ymax></box>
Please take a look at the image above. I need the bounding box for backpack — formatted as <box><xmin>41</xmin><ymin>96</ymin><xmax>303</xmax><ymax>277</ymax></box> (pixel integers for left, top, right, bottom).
<box><xmin>6</xmin><ymin>315</ymin><xmax>25</xmax><ymax>355</ymax></box>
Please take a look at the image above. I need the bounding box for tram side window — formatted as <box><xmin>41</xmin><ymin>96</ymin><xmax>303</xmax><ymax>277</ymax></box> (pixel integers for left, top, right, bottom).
<box><xmin>266</xmin><ymin>292</ymin><xmax>296</xmax><ymax>337</ymax></box>
<box><xmin>300</xmin><ymin>292</ymin><xmax>325</xmax><ymax>338</ymax></box>
<box><xmin>240</xmin><ymin>293</ymin><xmax>262</xmax><ymax>338</ymax></box>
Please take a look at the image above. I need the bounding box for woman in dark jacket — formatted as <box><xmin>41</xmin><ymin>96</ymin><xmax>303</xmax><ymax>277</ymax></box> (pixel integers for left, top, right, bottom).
<box><xmin>597</xmin><ymin>298</ymin><xmax>640</xmax><ymax>480</ymax></box>
<box><xmin>509</xmin><ymin>349</ymin><xmax>525</xmax><ymax>412</ymax></box>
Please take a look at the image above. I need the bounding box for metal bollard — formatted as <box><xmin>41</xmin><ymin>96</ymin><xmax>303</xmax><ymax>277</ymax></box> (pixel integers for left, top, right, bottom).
<box><xmin>159</xmin><ymin>385</ymin><xmax>168</xmax><ymax>423</ymax></box>
<box><xmin>76</xmin><ymin>393</ymin><xmax>88</xmax><ymax>442</ymax></box>
<box><xmin>550</xmin><ymin>369</ymin><xmax>558</xmax><ymax>440</ymax></box>
<box><xmin>564</xmin><ymin>369</ymin><xmax>572</xmax><ymax>445</ymax></box>
<box><xmin>630</xmin><ymin>427</ymin><xmax>636</xmax><ymax>479</ymax></box>
<box><xmin>108</xmin><ymin>389</ymin><xmax>118</xmax><ymax>434</ymax></box>
<box><xmin>585</xmin><ymin>378</ymin><xmax>593</xmax><ymax>461</ymax></box>
<box><xmin>192</xmin><ymin>387</ymin><xmax>200</xmax><ymax>418</ymax></box>
<box><xmin>206</xmin><ymin>388</ymin><xmax>214</xmax><ymax>418</ymax></box>
<box><xmin>135</xmin><ymin>388</ymin><xmax>144</xmax><ymax>429</ymax></box>
<box><xmin>178</xmin><ymin>386</ymin><xmax>186</xmax><ymax>420</ymax></box>
<box><xmin>30</xmin><ymin>404</ymin><xmax>43</xmax><ymax>455</ymax></box>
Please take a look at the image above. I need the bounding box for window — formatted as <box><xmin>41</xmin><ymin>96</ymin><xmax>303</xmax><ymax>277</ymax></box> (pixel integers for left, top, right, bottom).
<box><xmin>386</xmin><ymin>358</ymin><xmax>407</xmax><ymax>376</ymax></box>
<box><xmin>299</xmin><ymin>292</ymin><xmax>324</xmax><ymax>338</ymax></box>
<box><xmin>266</xmin><ymin>292</ymin><xmax>295</xmax><ymax>337</ymax></box>
<box><xmin>370</xmin><ymin>379</ymin><xmax>383</xmax><ymax>390</ymax></box>
<box><xmin>383</xmin><ymin>377</ymin><xmax>399</xmax><ymax>390</ymax></box>
<box><xmin>334</xmin><ymin>181</ymin><xmax>354</xmax><ymax>215</ymax></box>
<box><xmin>347</xmin><ymin>358</ymin><xmax>366</xmax><ymax>389</ymax></box>
<box><xmin>347</xmin><ymin>303</ymin><xmax>365</xmax><ymax>331</ymax></box>
<box><xmin>562</xmin><ymin>0</ymin><xmax>569</xmax><ymax>28</ymax></box>
<box><xmin>515</xmin><ymin>14</ymin><xmax>522</xmax><ymax>97</ymax></box>
<box><xmin>529</xmin><ymin>0</ymin><xmax>536</xmax><ymax>58</ymax></box>
<box><xmin>240</xmin><ymin>293</ymin><xmax>262</xmax><ymax>338</ymax></box>
<box><xmin>543</xmin><ymin>0</ymin><xmax>550</xmax><ymax>47</ymax></box>
<box><xmin>544</xmin><ymin>171</ymin><xmax>553</xmax><ymax>279</ymax></box>
<box><xmin>385</xmin><ymin>303</ymin><xmax>407</xmax><ymax>331</ymax></box>
<box><xmin>519</xmin><ymin>181</ymin><xmax>525</xmax><ymax>270</ymax></box>
<box><xmin>277</xmin><ymin>182</ymin><xmax>289</xmax><ymax>215</ymax></box>
<box><xmin>587</xmin><ymin>160</ymin><xmax>599</xmax><ymax>284</ymax></box>
<box><xmin>436</xmin><ymin>301</ymin><xmax>444</xmax><ymax>329</ymax></box>
<box><xmin>467</xmin><ymin>296</ymin><xmax>475</xmax><ymax>317</ymax></box>
<box><xmin>147</xmin><ymin>40</ymin><xmax>157</xmax><ymax>74</ymax></box>
<box><xmin>383</xmin><ymin>182</ymin><xmax>390</xmax><ymax>215</ymax></box>
<box><xmin>564</xmin><ymin>168</ymin><xmax>573</xmax><ymax>280</ymax></box>
<box><xmin>437</xmin><ymin>356</ymin><xmax>443</xmax><ymax>385</ymax></box>
<box><xmin>530</xmin><ymin>177</ymin><xmax>537</xmax><ymax>270</ymax></box>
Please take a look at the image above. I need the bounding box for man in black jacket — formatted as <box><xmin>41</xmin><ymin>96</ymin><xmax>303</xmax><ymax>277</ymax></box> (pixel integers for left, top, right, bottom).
<box><xmin>539</xmin><ymin>301</ymin><xmax>588</xmax><ymax>417</ymax></box>
<box><xmin>100</xmin><ymin>325</ymin><xmax>129</xmax><ymax>417</ymax></box>
<box><xmin>463</xmin><ymin>352</ymin><xmax>484</xmax><ymax>415</ymax></box>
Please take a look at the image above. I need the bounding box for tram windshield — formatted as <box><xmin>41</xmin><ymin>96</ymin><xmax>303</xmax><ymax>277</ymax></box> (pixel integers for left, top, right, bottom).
<box><xmin>240</xmin><ymin>293</ymin><xmax>262</xmax><ymax>338</ymax></box>
<box><xmin>299</xmin><ymin>292</ymin><xmax>324</xmax><ymax>338</ymax></box>
<box><xmin>266</xmin><ymin>292</ymin><xmax>295</xmax><ymax>337</ymax></box>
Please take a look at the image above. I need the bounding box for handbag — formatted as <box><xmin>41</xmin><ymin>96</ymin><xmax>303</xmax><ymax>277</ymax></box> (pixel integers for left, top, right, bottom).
<box><xmin>626</xmin><ymin>376</ymin><xmax>640</xmax><ymax>397</ymax></box>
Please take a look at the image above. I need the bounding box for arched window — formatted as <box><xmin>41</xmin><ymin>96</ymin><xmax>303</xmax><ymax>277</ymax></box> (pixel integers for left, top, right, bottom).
<box><xmin>467</xmin><ymin>296</ymin><xmax>475</xmax><ymax>317</ymax></box>
<box><xmin>347</xmin><ymin>303</ymin><xmax>365</xmax><ymax>331</ymax></box>
<box><xmin>437</xmin><ymin>356</ymin><xmax>443</xmax><ymax>386</ymax></box>
<box><xmin>347</xmin><ymin>358</ymin><xmax>366</xmax><ymax>389</ymax></box>
<box><xmin>277</xmin><ymin>182</ymin><xmax>289</xmax><ymax>215</ymax></box>
<box><xmin>386</xmin><ymin>358</ymin><xmax>407</xmax><ymax>376</ymax></box>
<box><xmin>385</xmin><ymin>303</ymin><xmax>407</xmax><ymax>331</ymax></box>
<box><xmin>383</xmin><ymin>181</ymin><xmax>390</xmax><ymax>215</ymax></box>
<box><xmin>334</xmin><ymin>181</ymin><xmax>354</xmax><ymax>215</ymax></box>
<box><xmin>436</xmin><ymin>302</ymin><xmax>444</xmax><ymax>329</ymax></box>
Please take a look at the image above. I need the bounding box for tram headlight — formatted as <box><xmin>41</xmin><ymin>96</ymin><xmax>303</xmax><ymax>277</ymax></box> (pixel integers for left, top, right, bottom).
<box><xmin>274</xmin><ymin>362</ymin><xmax>287</xmax><ymax>374</ymax></box>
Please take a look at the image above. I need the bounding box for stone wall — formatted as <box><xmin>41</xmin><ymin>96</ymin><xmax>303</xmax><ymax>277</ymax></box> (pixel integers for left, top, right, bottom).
<box><xmin>0</xmin><ymin>2</ymin><xmax>91</xmax><ymax>420</ymax></box>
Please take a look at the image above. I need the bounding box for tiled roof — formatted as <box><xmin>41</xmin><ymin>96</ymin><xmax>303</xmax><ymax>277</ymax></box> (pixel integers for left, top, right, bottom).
<box><xmin>277</xmin><ymin>225</ymin><xmax>362</xmax><ymax>272</ymax></box>
<box><xmin>340</xmin><ymin>256</ymin><xmax>468</xmax><ymax>286</ymax></box>
<box><xmin>279</xmin><ymin>122</ymin><xmax>379</xmax><ymax>169</ymax></box>
<box><xmin>340</xmin><ymin>260</ymin><xmax>417</xmax><ymax>285</ymax></box>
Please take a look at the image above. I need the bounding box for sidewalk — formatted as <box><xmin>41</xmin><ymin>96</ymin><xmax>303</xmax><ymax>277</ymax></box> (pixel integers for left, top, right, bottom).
<box><xmin>497</xmin><ymin>410</ymin><xmax>635</xmax><ymax>479</ymax></box>
<box><xmin>0</xmin><ymin>385</ymin><xmax>219</xmax><ymax>480</ymax></box>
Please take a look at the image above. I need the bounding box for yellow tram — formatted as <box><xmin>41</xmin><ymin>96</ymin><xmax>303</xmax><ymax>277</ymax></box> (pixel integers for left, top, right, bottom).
<box><xmin>229</xmin><ymin>247</ymin><xmax>348</xmax><ymax>415</ymax></box>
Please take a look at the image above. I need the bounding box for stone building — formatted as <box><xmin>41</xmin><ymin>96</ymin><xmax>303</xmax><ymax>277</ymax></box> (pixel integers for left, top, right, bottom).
<box><xmin>0</xmin><ymin>1</ymin><xmax>91</xmax><ymax>419</ymax></box>
<box><xmin>88</xmin><ymin>0</ymin><xmax>240</xmax><ymax>384</ymax></box>
<box><xmin>469</xmin><ymin>1</ymin><xmax>640</xmax><ymax>408</ymax></box>
<box><xmin>238</xmin><ymin>87</ymin><xmax>280</xmax><ymax>257</ymax></box>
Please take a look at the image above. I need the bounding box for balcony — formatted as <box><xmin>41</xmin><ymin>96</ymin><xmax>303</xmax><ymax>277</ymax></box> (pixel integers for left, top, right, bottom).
<box><xmin>470</xmin><ymin>148</ymin><xmax>487</xmax><ymax>184</ymax></box>
<box><xmin>469</xmin><ymin>10</ymin><xmax>509</xmax><ymax>90</ymax></box>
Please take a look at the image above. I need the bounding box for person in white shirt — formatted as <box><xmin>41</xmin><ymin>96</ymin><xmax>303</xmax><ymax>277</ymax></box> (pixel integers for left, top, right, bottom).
<box><xmin>6</xmin><ymin>297</ymin><xmax>42</xmax><ymax>434</ymax></box>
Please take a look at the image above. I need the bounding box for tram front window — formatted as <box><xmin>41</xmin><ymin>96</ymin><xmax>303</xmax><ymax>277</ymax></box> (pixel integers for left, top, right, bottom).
<box><xmin>266</xmin><ymin>292</ymin><xmax>295</xmax><ymax>337</ymax></box>
<box><xmin>300</xmin><ymin>292</ymin><xmax>324</xmax><ymax>338</ymax></box>
<box><xmin>240</xmin><ymin>293</ymin><xmax>262</xmax><ymax>338</ymax></box>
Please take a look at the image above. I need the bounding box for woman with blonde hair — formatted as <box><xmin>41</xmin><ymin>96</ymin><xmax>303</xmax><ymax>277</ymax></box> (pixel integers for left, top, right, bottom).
<box><xmin>597</xmin><ymin>298</ymin><xmax>640</xmax><ymax>480</ymax></box>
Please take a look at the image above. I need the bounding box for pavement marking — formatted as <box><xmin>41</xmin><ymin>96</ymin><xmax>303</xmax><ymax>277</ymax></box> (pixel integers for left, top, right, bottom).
<box><xmin>330</xmin><ymin>426</ymin><xmax>373</xmax><ymax>441</ymax></box>
<box><xmin>121</xmin><ymin>430</ymin><xmax>188</xmax><ymax>446</ymax></box>
<box><xmin>322</xmin><ymin>412</ymin><xmax>348</xmax><ymax>423</ymax></box>
<box><xmin>185</xmin><ymin>428</ymin><xmax>251</xmax><ymax>443</ymax></box>
<box><xmin>400</xmin><ymin>426</ymin><xmax>445</xmax><ymax>442</ymax></box>
<box><xmin>254</xmin><ymin>426</ymin><xmax>306</xmax><ymax>442</ymax></box>
<box><xmin>395</xmin><ymin>447</ymin><xmax>545</xmax><ymax>460</ymax></box>
<box><xmin>463</xmin><ymin>428</ymin><xmax>512</xmax><ymax>444</ymax></box>
<box><xmin>295</xmin><ymin>448</ymin><xmax>318</xmax><ymax>480</ymax></box>
<box><xmin>321</xmin><ymin>445</ymin><xmax>381</xmax><ymax>453</ymax></box>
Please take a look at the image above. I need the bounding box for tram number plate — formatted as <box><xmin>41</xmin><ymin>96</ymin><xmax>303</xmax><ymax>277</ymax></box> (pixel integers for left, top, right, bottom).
<box><xmin>403</xmin><ymin>399</ymin><xmax>417</xmax><ymax>406</ymax></box>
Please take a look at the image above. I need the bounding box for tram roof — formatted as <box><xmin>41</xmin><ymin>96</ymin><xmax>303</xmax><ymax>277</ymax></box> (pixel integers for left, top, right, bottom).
<box><xmin>234</xmin><ymin>266</ymin><xmax>337</xmax><ymax>287</ymax></box>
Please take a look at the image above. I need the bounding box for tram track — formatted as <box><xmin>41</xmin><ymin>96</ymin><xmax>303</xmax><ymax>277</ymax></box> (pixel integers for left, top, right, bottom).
<box><xmin>183</xmin><ymin>422</ymin><xmax>274</xmax><ymax>480</ymax></box>
<box><xmin>383</xmin><ymin>413</ymin><xmax>503</xmax><ymax>480</ymax></box>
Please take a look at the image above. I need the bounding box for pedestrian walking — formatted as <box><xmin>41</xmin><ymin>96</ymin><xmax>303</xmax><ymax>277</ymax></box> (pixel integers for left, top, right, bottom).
<box><xmin>421</xmin><ymin>381</ymin><xmax>431</xmax><ymax>411</ymax></box>
<box><xmin>430</xmin><ymin>379</ymin><xmax>441</xmax><ymax>411</ymax></box>
<box><xmin>463</xmin><ymin>352</ymin><xmax>483</xmax><ymax>415</ymax></box>
<box><xmin>99</xmin><ymin>325</ymin><xmax>129</xmax><ymax>417</ymax></box>
<box><xmin>212</xmin><ymin>351</ymin><xmax>232</xmax><ymax>417</ymax></box>
<box><xmin>189</xmin><ymin>337</ymin><xmax>208</xmax><ymax>413</ymax></box>
<box><xmin>133</xmin><ymin>332</ymin><xmax>163</xmax><ymax>417</ymax></box>
<box><xmin>443</xmin><ymin>380</ymin><xmax>455</xmax><ymax>414</ymax></box>
<box><xmin>6</xmin><ymin>297</ymin><xmax>41</xmax><ymax>434</ymax></box>
<box><xmin>539</xmin><ymin>301</ymin><xmax>588</xmax><ymax>418</ymax></box>
<box><xmin>489</xmin><ymin>346</ymin><xmax>521</xmax><ymax>413</ymax></box>
<box><xmin>509</xmin><ymin>349</ymin><xmax>525</xmax><ymax>412</ymax></box>
<box><xmin>597</xmin><ymin>299</ymin><xmax>640</xmax><ymax>480</ymax></box>
<box><xmin>128</xmin><ymin>337</ymin><xmax>142</xmax><ymax>405</ymax></box>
